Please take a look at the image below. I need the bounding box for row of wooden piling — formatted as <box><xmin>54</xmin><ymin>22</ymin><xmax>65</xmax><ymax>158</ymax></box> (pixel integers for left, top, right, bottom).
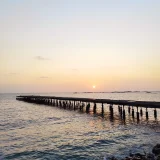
<box><xmin>117</xmin><ymin>105</ymin><xmax>157</xmax><ymax>120</ymax></box>
<box><xmin>16</xmin><ymin>95</ymin><xmax>159</xmax><ymax>121</ymax></box>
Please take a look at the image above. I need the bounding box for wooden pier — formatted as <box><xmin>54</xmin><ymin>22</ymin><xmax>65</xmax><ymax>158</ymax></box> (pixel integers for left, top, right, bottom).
<box><xmin>16</xmin><ymin>95</ymin><xmax>160</xmax><ymax>120</ymax></box>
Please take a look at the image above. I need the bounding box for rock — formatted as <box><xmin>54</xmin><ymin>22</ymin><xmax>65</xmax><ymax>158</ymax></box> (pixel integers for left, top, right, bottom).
<box><xmin>125</xmin><ymin>156</ymin><xmax>132</xmax><ymax>160</ymax></box>
<box><xmin>129</xmin><ymin>153</ymin><xmax>134</xmax><ymax>157</ymax></box>
<box><xmin>107</xmin><ymin>156</ymin><xmax>118</xmax><ymax>160</ymax></box>
<box><xmin>141</xmin><ymin>155</ymin><xmax>148</xmax><ymax>160</ymax></box>
<box><xmin>111</xmin><ymin>157</ymin><xmax>118</xmax><ymax>160</ymax></box>
<box><xmin>132</xmin><ymin>157</ymin><xmax>141</xmax><ymax>160</ymax></box>
<box><xmin>127</xmin><ymin>153</ymin><xmax>148</xmax><ymax>160</ymax></box>
<box><xmin>147</xmin><ymin>153</ymin><xmax>155</xmax><ymax>160</ymax></box>
<box><xmin>156</xmin><ymin>155</ymin><xmax>160</xmax><ymax>160</ymax></box>
<box><xmin>135</xmin><ymin>153</ymin><xmax>146</xmax><ymax>158</ymax></box>
<box><xmin>153</xmin><ymin>144</ymin><xmax>160</xmax><ymax>156</ymax></box>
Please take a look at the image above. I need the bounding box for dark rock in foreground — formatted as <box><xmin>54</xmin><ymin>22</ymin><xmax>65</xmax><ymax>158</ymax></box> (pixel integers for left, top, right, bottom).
<box><xmin>106</xmin><ymin>144</ymin><xmax>160</xmax><ymax>160</ymax></box>
<box><xmin>152</xmin><ymin>144</ymin><xmax>160</xmax><ymax>156</ymax></box>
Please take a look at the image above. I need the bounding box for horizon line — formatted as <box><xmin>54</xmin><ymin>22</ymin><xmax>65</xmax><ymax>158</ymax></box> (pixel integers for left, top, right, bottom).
<box><xmin>0</xmin><ymin>91</ymin><xmax>160</xmax><ymax>94</ymax></box>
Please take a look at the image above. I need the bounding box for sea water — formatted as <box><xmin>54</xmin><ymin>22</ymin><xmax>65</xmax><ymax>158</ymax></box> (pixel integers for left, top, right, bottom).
<box><xmin>0</xmin><ymin>92</ymin><xmax>160</xmax><ymax>160</ymax></box>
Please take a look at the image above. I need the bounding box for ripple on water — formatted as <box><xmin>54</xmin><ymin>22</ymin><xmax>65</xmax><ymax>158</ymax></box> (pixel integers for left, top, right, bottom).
<box><xmin>0</xmin><ymin>93</ymin><xmax>160</xmax><ymax>160</ymax></box>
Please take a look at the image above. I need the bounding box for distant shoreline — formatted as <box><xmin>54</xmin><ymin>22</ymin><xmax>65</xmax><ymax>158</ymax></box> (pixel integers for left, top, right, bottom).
<box><xmin>0</xmin><ymin>91</ymin><xmax>160</xmax><ymax>94</ymax></box>
<box><xmin>73</xmin><ymin>91</ymin><xmax>159</xmax><ymax>94</ymax></box>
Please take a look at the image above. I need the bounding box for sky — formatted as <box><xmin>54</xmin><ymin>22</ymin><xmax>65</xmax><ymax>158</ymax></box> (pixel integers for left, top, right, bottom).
<box><xmin>0</xmin><ymin>0</ymin><xmax>160</xmax><ymax>93</ymax></box>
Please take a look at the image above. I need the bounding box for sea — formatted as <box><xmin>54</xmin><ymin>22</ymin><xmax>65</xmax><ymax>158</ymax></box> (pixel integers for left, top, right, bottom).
<box><xmin>0</xmin><ymin>92</ymin><xmax>160</xmax><ymax>160</ymax></box>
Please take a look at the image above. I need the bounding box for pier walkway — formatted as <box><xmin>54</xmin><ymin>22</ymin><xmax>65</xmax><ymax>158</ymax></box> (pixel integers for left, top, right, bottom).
<box><xmin>16</xmin><ymin>95</ymin><xmax>160</xmax><ymax>120</ymax></box>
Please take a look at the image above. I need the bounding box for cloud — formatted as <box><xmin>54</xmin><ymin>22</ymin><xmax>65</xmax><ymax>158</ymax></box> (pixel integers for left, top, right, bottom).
<box><xmin>3</xmin><ymin>72</ymin><xmax>19</xmax><ymax>76</ymax></box>
<box><xmin>35</xmin><ymin>56</ymin><xmax>49</xmax><ymax>61</ymax></box>
<box><xmin>72</xmin><ymin>69</ymin><xmax>79</xmax><ymax>72</ymax></box>
<box><xmin>71</xmin><ymin>69</ymin><xmax>80</xmax><ymax>74</ymax></box>
<box><xmin>39</xmin><ymin>76</ymin><xmax>50</xmax><ymax>79</ymax></box>
<box><xmin>9</xmin><ymin>72</ymin><xmax>18</xmax><ymax>75</ymax></box>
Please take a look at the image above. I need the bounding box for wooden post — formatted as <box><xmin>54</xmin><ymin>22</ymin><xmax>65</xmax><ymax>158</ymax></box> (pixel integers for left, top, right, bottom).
<box><xmin>86</xmin><ymin>103</ymin><xmax>90</xmax><ymax>113</ymax></box>
<box><xmin>120</xmin><ymin>106</ymin><xmax>122</xmax><ymax>117</ymax></box>
<box><xmin>93</xmin><ymin>103</ymin><xmax>97</xmax><ymax>113</ymax></box>
<box><xmin>140</xmin><ymin>108</ymin><xmax>143</xmax><ymax>116</ymax></box>
<box><xmin>132</xmin><ymin>107</ymin><xmax>134</xmax><ymax>118</ymax></box>
<box><xmin>74</xmin><ymin>101</ymin><xmax>76</xmax><ymax>110</ymax></box>
<box><xmin>109</xmin><ymin>104</ymin><xmax>112</xmax><ymax>111</ymax></box>
<box><xmin>146</xmin><ymin>107</ymin><xmax>149</xmax><ymax>119</ymax></box>
<box><xmin>154</xmin><ymin>108</ymin><xmax>157</xmax><ymax>119</ymax></box>
<box><xmin>110</xmin><ymin>105</ymin><xmax>113</xmax><ymax>117</ymax></box>
<box><xmin>102</xmin><ymin>103</ymin><xmax>104</xmax><ymax>115</ymax></box>
<box><xmin>123</xmin><ymin>105</ymin><xmax>125</xmax><ymax>119</ymax></box>
<box><xmin>128</xmin><ymin>106</ymin><xmax>131</xmax><ymax>114</ymax></box>
<box><xmin>118</xmin><ymin>105</ymin><xmax>120</xmax><ymax>112</ymax></box>
<box><xmin>136</xmin><ymin>106</ymin><xmax>139</xmax><ymax>121</ymax></box>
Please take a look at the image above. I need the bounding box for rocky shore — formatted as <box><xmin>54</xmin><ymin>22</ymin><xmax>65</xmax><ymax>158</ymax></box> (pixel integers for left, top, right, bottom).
<box><xmin>106</xmin><ymin>144</ymin><xmax>160</xmax><ymax>160</ymax></box>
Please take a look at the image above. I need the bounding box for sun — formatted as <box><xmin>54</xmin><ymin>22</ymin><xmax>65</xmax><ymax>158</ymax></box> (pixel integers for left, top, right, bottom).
<box><xmin>92</xmin><ymin>85</ymin><xmax>96</xmax><ymax>89</ymax></box>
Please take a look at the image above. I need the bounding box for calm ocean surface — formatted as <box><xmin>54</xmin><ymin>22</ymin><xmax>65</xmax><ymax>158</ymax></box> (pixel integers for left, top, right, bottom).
<box><xmin>0</xmin><ymin>92</ymin><xmax>160</xmax><ymax>160</ymax></box>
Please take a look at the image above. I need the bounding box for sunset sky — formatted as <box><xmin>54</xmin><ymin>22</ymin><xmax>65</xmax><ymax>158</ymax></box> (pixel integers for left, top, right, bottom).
<box><xmin>0</xmin><ymin>0</ymin><xmax>160</xmax><ymax>93</ymax></box>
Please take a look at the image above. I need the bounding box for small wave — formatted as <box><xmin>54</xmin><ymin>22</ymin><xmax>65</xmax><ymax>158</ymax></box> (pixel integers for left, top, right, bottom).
<box><xmin>83</xmin><ymin>131</ymin><xmax>98</xmax><ymax>136</ymax></box>
<box><xmin>47</xmin><ymin>117</ymin><xmax>61</xmax><ymax>121</ymax></box>
<box><xmin>5</xmin><ymin>150</ymin><xmax>36</xmax><ymax>159</ymax></box>
<box><xmin>86</xmin><ymin>139</ymin><xmax>116</xmax><ymax>149</ymax></box>
<box><xmin>114</xmin><ymin>134</ymin><xmax>136</xmax><ymax>141</ymax></box>
<box><xmin>4</xmin><ymin>150</ymin><xmax>60</xmax><ymax>160</ymax></box>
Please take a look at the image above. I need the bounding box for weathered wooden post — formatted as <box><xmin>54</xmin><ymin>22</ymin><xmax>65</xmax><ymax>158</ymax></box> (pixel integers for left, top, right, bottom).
<box><xmin>79</xmin><ymin>101</ymin><xmax>81</xmax><ymax>110</ymax></box>
<box><xmin>69</xmin><ymin>101</ymin><xmax>71</xmax><ymax>109</ymax></box>
<box><xmin>86</xmin><ymin>103</ymin><xmax>90</xmax><ymax>113</ymax></box>
<box><xmin>136</xmin><ymin>106</ymin><xmax>139</xmax><ymax>121</ymax></box>
<box><xmin>102</xmin><ymin>103</ymin><xmax>104</xmax><ymax>115</ymax></box>
<box><xmin>140</xmin><ymin>108</ymin><xmax>143</xmax><ymax>116</ymax></box>
<box><xmin>93</xmin><ymin>103</ymin><xmax>97</xmax><ymax>113</ymax></box>
<box><xmin>81</xmin><ymin>102</ymin><xmax>85</xmax><ymax>111</ymax></box>
<box><xmin>154</xmin><ymin>108</ymin><xmax>157</xmax><ymax>119</ymax></box>
<box><xmin>123</xmin><ymin>105</ymin><xmax>125</xmax><ymax>119</ymax></box>
<box><xmin>110</xmin><ymin>104</ymin><xmax>114</xmax><ymax>117</ymax></box>
<box><xmin>65</xmin><ymin>101</ymin><xmax>67</xmax><ymax>108</ymax></box>
<box><xmin>71</xmin><ymin>101</ymin><xmax>73</xmax><ymax>109</ymax></box>
<box><xmin>74</xmin><ymin>101</ymin><xmax>76</xmax><ymax>110</ymax></box>
<box><xmin>146</xmin><ymin>107</ymin><xmax>149</xmax><ymax>119</ymax></box>
<box><xmin>46</xmin><ymin>98</ymin><xmax>49</xmax><ymax>105</ymax></box>
<box><xmin>109</xmin><ymin>104</ymin><xmax>112</xmax><ymax>112</ymax></box>
<box><xmin>128</xmin><ymin>106</ymin><xmax>131</xmax><ymax>114</ymax></box>
<box><xmin>132</xmin><ymin>107</ymin><xmax>134</xmax><ymax>118</ymax></box>
<box><xmin>53</xmin><ymin>99</ymin><xmax>55</xmax><ymax>106</ymax></box>
<box><xmin>67</xmin><ymin>101</ymin><xmax>69</xmax><ymax>108</ymax></box>
<box><xmin>79</xmin><ymin>103</ymin><xmax>82</xmax><ymax>111</ymax></box>
<box><xmin>45</xmin><ymin>98</ymin><xmax>47</xmax><ymax>104</ymax></box>
<box><xmin>120</xmin><ymin>106</ymin><xmax>123</xmax><ymax>117</ymax></box>
<box><xmin>63</xmin><ymin>101</ymin><xmax>66</xmax><ymax>109</ymax></box>
<box><xmin>118</xmin><ymin>105</ymin><xmax>120</xmax><ymax>112</ymax></box>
